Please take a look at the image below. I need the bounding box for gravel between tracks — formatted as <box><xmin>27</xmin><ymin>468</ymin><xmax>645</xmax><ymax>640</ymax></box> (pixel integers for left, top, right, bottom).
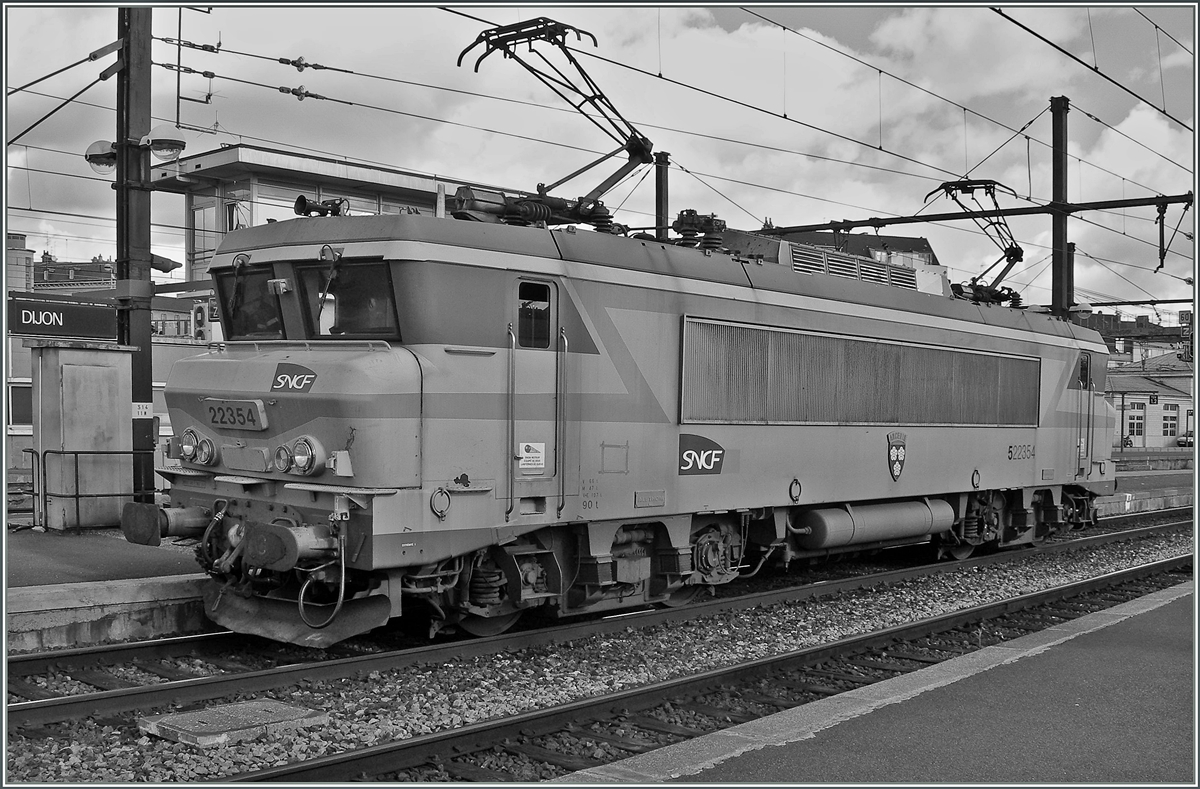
<box><xmin>6</xmin><ymin>533</ymin><xmax>1191</xmax><ymax>782</ymax></box>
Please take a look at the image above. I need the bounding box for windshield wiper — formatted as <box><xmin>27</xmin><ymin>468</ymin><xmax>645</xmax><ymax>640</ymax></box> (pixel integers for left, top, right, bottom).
<box><xmin>316</xmin><ymin>244</ymin><xmax>343</xmax><ymax>317</ymax></box>
<box><xmin>227</xmin><ymin>254</ymin><xmax>250</xmax><ymax>317</ymax></box>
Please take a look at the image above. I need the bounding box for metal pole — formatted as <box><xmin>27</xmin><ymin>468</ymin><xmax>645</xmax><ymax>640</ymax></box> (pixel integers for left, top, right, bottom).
<box><xmin>1051</xmin><ymin>95</ymin><xmax>1070</xmax><ymax>319</ymax></box>
<box><xmin>655</xmin><ymin>151</ymin><xmax>670</xmax><ymax>241</ymax></box>
<box><xmin>115</xmin><ymin>7</ymin><xmax>156</xmax><ymax>504</ymax></box>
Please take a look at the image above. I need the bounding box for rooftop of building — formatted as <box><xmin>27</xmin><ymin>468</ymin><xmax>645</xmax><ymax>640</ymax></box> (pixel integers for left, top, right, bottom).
<box><xmin>1111</xmin><ymin>353</ymin><xmax>1194</xmax><ymax>375</ymax></box>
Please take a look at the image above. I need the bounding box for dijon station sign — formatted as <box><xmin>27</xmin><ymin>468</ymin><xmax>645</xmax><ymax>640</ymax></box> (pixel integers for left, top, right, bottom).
<box><xmin>7</xmin><ymin>295</ymin><xmax>118</xmax><ymax>341</ymax></box>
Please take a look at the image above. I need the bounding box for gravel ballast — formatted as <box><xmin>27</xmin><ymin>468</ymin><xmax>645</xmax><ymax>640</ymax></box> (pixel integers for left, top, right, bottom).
<box><xmin>5</xmin><ymin>533</ymin><xmax>1191</xmax><ymax>783</ymax></box>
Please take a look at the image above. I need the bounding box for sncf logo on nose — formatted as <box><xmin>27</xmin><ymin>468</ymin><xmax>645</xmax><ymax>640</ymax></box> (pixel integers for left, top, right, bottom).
<box><xmin>679</xmin><ymin>434</ymin><xmax>726</xmax><ymax>475</ymax></box>
<box><xmin>271</xmin><ymin>363</ymin><xmax>318</xmax><ymax>393</ymax></box>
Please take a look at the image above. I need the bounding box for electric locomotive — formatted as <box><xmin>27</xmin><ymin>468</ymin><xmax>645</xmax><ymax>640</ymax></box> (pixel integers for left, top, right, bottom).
<box><xmin>122</xmin><ymin>201</ymin><xmax>1117</xmax><ymax>647</ymax></box>
<box><xmin>121</xmin><ymin>17</ymin><xmax>1118</xmax><ymax>647</ymax></box>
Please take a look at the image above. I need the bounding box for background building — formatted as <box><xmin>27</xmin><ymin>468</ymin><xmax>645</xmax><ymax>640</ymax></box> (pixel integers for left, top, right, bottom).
<box><xmin>1107</xmin><ymin>352</ymin><xmax>1194</xmax><ymax>447</ymax></box>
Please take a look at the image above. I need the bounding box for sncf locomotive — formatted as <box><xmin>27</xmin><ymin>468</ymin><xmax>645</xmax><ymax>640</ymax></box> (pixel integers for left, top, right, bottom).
<box><xmin>121</xmin><ymin>199</ymin><xmax>1118</xmax><ymax>647</ymax></box>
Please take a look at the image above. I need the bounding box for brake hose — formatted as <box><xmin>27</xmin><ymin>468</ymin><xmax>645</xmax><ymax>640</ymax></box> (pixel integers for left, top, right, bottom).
<box><xmin>297</xmin><ymin>530</ymin><xmax>347</xmax><ymax>629</ymax></box>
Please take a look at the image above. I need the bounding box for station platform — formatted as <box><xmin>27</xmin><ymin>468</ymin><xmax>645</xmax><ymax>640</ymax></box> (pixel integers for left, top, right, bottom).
<box><xmin>561</xmin><ymin>581</ymin><xmax>1195</xmax><ymax>784</ymax></box>
<box><xmin>5</xmin><ymin>525</ymin><xmax>209</xmax><ymax>652</ymax></box>
<box><xmin>4</xmin><ymin>469</ymin><xmax>1193</xmax><ymax>651</ymax></box>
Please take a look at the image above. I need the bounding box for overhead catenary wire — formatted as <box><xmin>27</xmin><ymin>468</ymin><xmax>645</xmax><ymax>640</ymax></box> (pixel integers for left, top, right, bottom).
<box><xmin>568</xmin><ymin>46</ymin><xmax>959</xmax><ymax>180</ymax></box>
<box><xmin>16</xmin><ymin>66</ymin><xmax>1187</xmax><ymax>288</ymax></box>
<box><xmin>10</xmin><ymin>205</ymin><xmax>195</xmax><ymax>236</ymax></box>
<box><xmin>734</xmin><ymin>7</ymin><xmax>1176</xmax><ymax>197</ymax></box>
<box><xmin>8</xmin><ymin>164</ymin><xmax>120</xmax><ymax>185</ymax></box>
<box><xmin>155</xmin><ymin>61</ymin><xmax>605</xmax><ymax>160</ymax></box>
<box><xmin>7</xmin><ymin>54</ymin><xmax>96</xmax><ymax>97</ymax></box>
<box><xmin>153</xmin><ymin>59</ymin><xmax>965</xmax><ymax>226</ymax></box>
<box><xmin>15</xmin><ymin>63</ymin><xmax>1187</xmax><ymax>275</ymax></box>
<box><xmin>992</xmin><ymin>7</ymin><xmax>1192</xmax><ymax>133</ymax></box>
<box><xmin>672</xmin><ymin>156</ymin><xmax>763</xmax><ymax>226</ymax></box>
<box><xmin>564</xmin><ymin>42</ymin><xmax>1173</xmax><ymax>202</ymax></box>
<box><xmin>439</xmin><ymin>5</ymin><xmax>956</xmax><ymax>180</ymax></box>
<box><xmin>1074</xmin><ymin>247</ymin><xmax>1160</xmax><ymax>299</ymax></box>
<box><xmin>912</xmin><ymin>108</ymin><xmax>1049</xmax><ymax>219</ymax></box>
<box><xmin>742</xmin><ymin>8</ymin><xmax>1047</xmax><ymax>149</ymax></box>
<box><xmin>7</xmin><ymin>77</ymin><xmax>104</xmax><ymax>146</ymax></box>
<box><xmin>1072</xmin><ymin>105</ymin><xmax>1192</xmax><ymax>175</ymax></box>
<box><xmin>150</xmin><ymin>46</ymin><xmax>959</xmax><ymax>189</ymax></box>
<box><xmin>158</xmin><ymin>15</ymin><xmax>1174</xmax><ymax>202</ymax></box>
<box><xmin>1134</xmin><ymin>8</ymin><xmax>1193</xmax><ymax>56</ymax></box>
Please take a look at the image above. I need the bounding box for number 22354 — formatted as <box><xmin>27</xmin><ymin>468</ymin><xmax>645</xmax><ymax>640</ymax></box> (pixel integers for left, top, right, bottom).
<box><xmin>1007</xmin><ymin>444</ymin><xmax>1034</xmax><ymax>460</ymax></box>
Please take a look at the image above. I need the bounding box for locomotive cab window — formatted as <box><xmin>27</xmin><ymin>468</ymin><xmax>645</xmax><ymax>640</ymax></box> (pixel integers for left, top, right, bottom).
<box><xmin>518</xmin><ymin>281</ymin><xmax>552</xmax><ymax>349</ymax></box>
<box><xmin>214</xmin><ymin>265</ymin><xmax>284</xmax><ymax>340</ymax></box>
<box><xmin>297</xmin><ymin>261</ymin><xmax>400</xmax><ymax>340</ymax></box>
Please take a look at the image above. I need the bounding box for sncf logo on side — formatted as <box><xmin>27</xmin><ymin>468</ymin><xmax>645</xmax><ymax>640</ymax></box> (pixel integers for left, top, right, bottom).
<box><xmin>271</xmin><ymin>363</ymin><xmax>318</xmax><ymax>393</ymax></box>
<box><xmin>679</xmin><ymin>434</ymin><xmax>725</xmax><ymax>476</ymax></box>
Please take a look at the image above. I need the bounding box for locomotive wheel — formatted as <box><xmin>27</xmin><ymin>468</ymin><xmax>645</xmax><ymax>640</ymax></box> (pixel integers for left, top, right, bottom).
<box><xmin>458</xmin><ymin>611</ymin><xmax>523</xmax><ymax>637</ymax></box>
<box><xmin>944</xmin><ymin>542</ymin><xmax>975</xmax><ymax>561</ymax></box>
<box><xmin>661</xmin><ymin>585</ymin><xmax>702</xmax><ymax>608</ymax></box>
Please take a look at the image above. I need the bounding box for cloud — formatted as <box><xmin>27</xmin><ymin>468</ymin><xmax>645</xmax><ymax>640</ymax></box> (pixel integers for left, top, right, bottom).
<box><xmin>4</xmin><ymin>6</ymin><xmax>1192</xmax><ymax>315</ymax></box>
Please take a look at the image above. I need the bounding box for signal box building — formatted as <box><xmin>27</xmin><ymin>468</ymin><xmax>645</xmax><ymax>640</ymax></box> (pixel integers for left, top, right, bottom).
<box><xmin>149</xmin><ymin>144</ymin><xmax>521</xmax><ymax>281</ymax></box>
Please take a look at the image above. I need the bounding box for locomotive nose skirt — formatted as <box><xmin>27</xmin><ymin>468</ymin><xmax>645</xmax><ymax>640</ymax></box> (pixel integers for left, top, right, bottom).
<box><xmin>202</xmin><ymin>582</ymin><xmax>390</xmax><ymax>648</ymax></box>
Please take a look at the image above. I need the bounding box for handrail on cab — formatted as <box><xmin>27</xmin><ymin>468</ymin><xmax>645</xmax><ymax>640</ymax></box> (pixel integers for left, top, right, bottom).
<box><xmin>557</xmin><ymin>327</ymin><xmax>569</xmax><ymax>517</ymax></box>
<box><xmin>505</xmin><ymin>324</ymin><xmax>516</xmax><ymax>521</ymax></box>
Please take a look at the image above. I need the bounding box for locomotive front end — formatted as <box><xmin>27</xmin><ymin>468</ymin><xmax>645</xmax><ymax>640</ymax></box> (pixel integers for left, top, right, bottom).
<box><xmin>122</xmin><ymin>225</ymin><xmax>422</xmax><ymax>646</ymax></box>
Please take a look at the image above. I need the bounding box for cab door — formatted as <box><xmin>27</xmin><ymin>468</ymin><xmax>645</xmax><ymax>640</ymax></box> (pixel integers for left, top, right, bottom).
<box><xmin>505</xmin><ymin>279</ymin><xmax>566</xmax><ymax>519</ymax></box>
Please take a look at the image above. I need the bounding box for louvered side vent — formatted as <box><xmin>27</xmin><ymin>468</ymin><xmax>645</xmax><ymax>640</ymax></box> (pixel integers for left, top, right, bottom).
<box><xmin>790</xmin><ymin>246</ymin><xmax>828</xmax><ymax>275</ymax></box>
<box><xmin>825</xmin><ymin>252</ymin><xmax>860</xmax><ymax>279</ymax></box>
<box><xmin>858</xmin><ymin>261</ymin><xmax>889</xmax><ymax>284</ymax></box>
<box><xmin>681</xmin><ymin>317</ymin><xmax>1041</xmax><ymax>426</ymax></box>
<box><xmin>887</xmin><ymin>265</ymin><xmax>918</xmax><ymax>290</ymax></box>
<box><xmin>788</xmin><ymin>244</ymin><xmax>923</xmax><ymax>292</ymax></box>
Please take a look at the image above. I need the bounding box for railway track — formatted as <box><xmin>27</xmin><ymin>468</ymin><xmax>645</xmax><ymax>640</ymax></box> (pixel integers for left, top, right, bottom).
<box><xmin>7</xmin><ymin>514</ymin><xmax>1190</xmax><ymax>731</ymax></box>
<box><xmin>231</xmin><ymin>557</ymin><xmax>1193</xmax><ymax>782</ymax></box>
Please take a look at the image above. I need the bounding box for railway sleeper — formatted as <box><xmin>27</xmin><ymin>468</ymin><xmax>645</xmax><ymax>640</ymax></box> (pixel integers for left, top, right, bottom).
<box><xmin>1037</xmin><ymin>606</ymin><xmax>1088</xmax><ymax>619</ymax></box>
<box><xmin>686</xmin><ymin>702</ymin><xmax>758</xmax><ymax>724</ymax></box>
<box><xmin>847</xmin><ymin>657</ymin><xmax>921</xmax><ymax>673</ymax></box>
<box><xmin>199</xmin><ymin>655</ymin><xmax>256</xmax><ymax>672</ymax></box>
<box><xmin>626</xmin><ymin>714</ymin><xmax>708</xmax><ymax>737</ymax></box>
<box><xmin>69</xmin><ymin>668</ymin><xmax>142</xmax><ymax>692</ymax></box>
<box><xmin>989</xmin><ymin>615</ymin><xmax>1041</xmax><ymax>630</ymax></box>
<box><xmin>779</xmin><ymin>679</ymin><xmax>842</xmax><ymax>696</ymax></box>
<box><xmin>577</xmin><ymin>727</ymin><xmax>663</xmax><ymax>753</ymax></box>
<box><xmin>129</xmin><ymin>659</ymin><xmax>206</xmax><ymax>682</ymax></box>
<box><xmin>506</xmin><ymin>741</ymin><xmax>605</xmax><ymax>772</ymax></box>
<box><xmin>8</xmin><ymin>723</ymin><xmax>55</xmax><ymax>740</ymax></box>
<box><xmin>800</xmin><ymin>667</ymin><xmax>883</xmax><ymax>685</ymax></box>
<box><xmin>443</xmin><ymin>760</ymin><xmax>520</xmax><ymax>783</ymax></box>
<box><xmin>880</xmin><ymin>649</ymin><xmax>944</xmax><ymax>664</ymax></box>
<box><xmin>738</xmin><ymin>690</ymin><xmax>806</xmax><ymax>710</ymax></box>
<box><xmin>7</xmin><ymin>678</ymin><xmax>58</xmax><ymax>701</ymax></box>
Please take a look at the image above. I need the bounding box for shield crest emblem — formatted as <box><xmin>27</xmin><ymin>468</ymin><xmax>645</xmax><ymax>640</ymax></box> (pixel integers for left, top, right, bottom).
<box><xmin>887</xmin><ymin>431</ymin><xmax>907</xmax><ymax>481</ymax></box>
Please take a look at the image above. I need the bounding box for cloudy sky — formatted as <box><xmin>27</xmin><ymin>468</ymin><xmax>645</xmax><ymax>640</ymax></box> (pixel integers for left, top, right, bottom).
<box><xmin>5</xmin><ymin>4</ymin><xmax>1195</xmax><ymax>321</ymax></box>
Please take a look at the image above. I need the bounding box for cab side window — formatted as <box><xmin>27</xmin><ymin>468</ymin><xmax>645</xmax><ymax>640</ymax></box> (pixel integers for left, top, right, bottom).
<box><xmin>518</xmin><ymin>282</ymin><xmax>551</xmax><ymax>349</ymax></box>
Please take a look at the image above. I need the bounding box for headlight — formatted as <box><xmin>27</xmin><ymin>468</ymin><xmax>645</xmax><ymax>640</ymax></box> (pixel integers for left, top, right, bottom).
<box><xmin>293</xmin><ymin>437</ymin><xmax>317</xmax><ymax>474</ymax></box>
<box><xmin>274</xmin><ymin>445</ymin><xmax>293</xmax><ymax>472</ymax></box>
<box><xmin>195</xmin><ymin>438</ymin><xmax>217</xmax><ymax>466</ymax></box>
<box><xmin>180</xmin><ymin>429</ymin><xmax>199</xmax><ymax>460</ymax></box>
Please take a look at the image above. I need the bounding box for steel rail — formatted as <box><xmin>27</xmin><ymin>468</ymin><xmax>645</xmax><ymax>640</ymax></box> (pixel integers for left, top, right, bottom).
<box><xmin>230</xmin><ymin>555</ymin><xmax>1192</xmax><ymax>782</ymax></box>
<box><xmin>7</xmin><ymin>519</ymin><xmax>1190</xmax><ymax>728</ymax></box>
<box><xmin>7</xmin><ymin>631</ymin><xmax>242</xmax><ymax>676</ymax></box>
